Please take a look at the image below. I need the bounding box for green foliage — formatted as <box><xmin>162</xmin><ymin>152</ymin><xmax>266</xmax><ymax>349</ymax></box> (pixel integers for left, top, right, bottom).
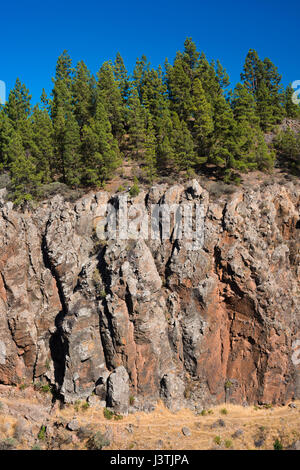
<box><xmin>220</xmin><ymin>408</ymin><xmax>228</xmax><ymax>415</ymax></box>
<box><xmin>129</xmin><ymin>177</ymin><xmax>140</xmax><ymax>197</ymax></box>
<box><xmin>129</xmin><ymin>395</ymin><xmax>135</xmax><ymax>406</ymax></box>
<box><xmin>86</xmin><ymin>431</ymin><xmax>110</xmax><ymax>450</ymax></box>
<box><xmin>81</xmin><ymin>401</ymin><xmax>90</xmax><ymax>411</ymax></box>
<box><xmin>38</xmin><ymin>425</ymin><xmax>47</xmax><ymax>441</ymax></box>
<box><xmin>273</xmin><ymin>438</ymin><xmax>283</xmax><ymax>450</ymax></box>
<box><xmin>103</xmin><ymin>408</ymin><xmax>114</xmax><ymax>420</ymax></box>
<box><xmin>214</xmin><ymin>436</ymin><xmax>221</xmax><ymax>445</ymax></box>
<box><xmin>0</xmin><ymin>39</ymin><xmax>297</xmax><ymax>203</ymax></box>
<box><xmin>0</xmin><ymin>438</ymin><xmax>17</xmax><ymax>450</ymax></box>
<box><xmin>225</xmin><ymin>439</ymin><xmax>233</xmax><ymax>449</ymax></box>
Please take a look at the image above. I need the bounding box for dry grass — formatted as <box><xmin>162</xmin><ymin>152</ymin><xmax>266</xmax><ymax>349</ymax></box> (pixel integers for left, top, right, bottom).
<box><xmin>0</xmin><ymin>396</ymin><xmax>299</xmax><ymax>450</ymax></box>
<box><xmin>55</xmin><ymin>400</ymin><xmax>300</xmax><ymax>450</ymax></box>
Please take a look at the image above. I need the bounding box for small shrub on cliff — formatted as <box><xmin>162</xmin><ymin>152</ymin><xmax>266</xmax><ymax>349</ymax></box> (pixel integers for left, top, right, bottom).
<box><xmin>225</xmin><ymin>380</ymin><xmax>233</xmax><ymax>390</ymax></box>
<box><xmin>86</xmin><ymin>431</ymin><xmax>110</xmax><ymax>450</ymax></box>
<box><xmin>273</xmin><ymin>439</ymin><xmax>283</xmax><ymax>450</ymax></box>
<box><xmin>225</xmin><ymin>439</ymin><xmax>233</xmax><ymax>449</ymax></box>
<box><xmin>38</xmin><ymin>425</ymin><xmax>46</xmax><ymax>441</ymax></box>
<box><xmin>214</xmin><ymin>436</ymin><xmax>221</xmax><ymax>446</ymax></box>
<box><xmin>34</xmin><ymin>381</ymin><xmax>51</xmax><ymax>394</ymax></box>
<box><xmin>103</xmin><ymin>408</ymin><xmax>114</xmax><ymax>420</ymax></box>
<box><xmin>220</xmin><ymin>408</ymin><xmax>228</xmax><ymax>415</ymax></box>
<box><xmin>31</xmin><ymin>444</ymin><xmax>42</xmax><ymax>450</ymax></box>
<box><xmin>129</xmin><ymin>178</ymin><xmax>140</xmax><ymax>197</ymax></box>
<box><xmin>129</xmin><ymin>395</ymin><xmax>135</xmax><ymax>406</ymax></box>
<box><xmin>74</xmin><ymin>400</ymin><xmax>81</xmax><ymax>412</ymax></box>
<box><xmin>0</xmin><ymin>438</ymin><xmax>17</xmax><ymax>450</ymax></box>
<box><xmin>81</xmin><ymin>402</ymin><xmax>90</xmax><ymax>411</ymax></box>
<box><xmin>114</xmin><ymin>413</ymin><xmax>123</xmax><ymax>421</ymax></box>
<box><xmin>263</xmin><ymin>403</ymin><xmax>273</xmax><ymax>409</ymax></box>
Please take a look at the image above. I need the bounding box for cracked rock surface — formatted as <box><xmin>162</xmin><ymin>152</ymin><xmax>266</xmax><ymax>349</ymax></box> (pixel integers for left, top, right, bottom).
<box><xmin>0</xmin><ymin>179</ymin><xmax>299</xmax><ymax>409</ymax></box>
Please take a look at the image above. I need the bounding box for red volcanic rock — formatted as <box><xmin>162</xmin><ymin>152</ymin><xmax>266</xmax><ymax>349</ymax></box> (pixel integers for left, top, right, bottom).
<box><xmin>0</xmin><ymin>180</ymin><xmax>299</xmax><ymax>409</ymax></box>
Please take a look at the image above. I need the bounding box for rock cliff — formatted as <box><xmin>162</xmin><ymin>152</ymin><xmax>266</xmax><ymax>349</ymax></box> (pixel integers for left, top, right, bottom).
<box><xmin>0</xmin><ymin>179</ymin><xmax>299</xmax><ymax>411</ymax></box>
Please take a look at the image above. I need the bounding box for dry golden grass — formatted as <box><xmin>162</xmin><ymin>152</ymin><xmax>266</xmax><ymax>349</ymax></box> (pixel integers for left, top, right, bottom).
<box><xmin>0</xmin><ymin>396</ymin><xmax>299</xmax><ymax>450</ymax></box>
<box><xmin>55</xmin><ymin>400</ymin><xmax>300</xmax><ymax>451</ymax></box>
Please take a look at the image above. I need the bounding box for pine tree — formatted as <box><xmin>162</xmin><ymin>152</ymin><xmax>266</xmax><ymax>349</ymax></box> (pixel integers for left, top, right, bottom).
<box><xmin>113</xmin><ymin>52</ymin><xmax>130</xmax><ymax>102</ymax></box>
<box><xmin>126</xmin><ymin>87</ymin><xmax>147</xmax><ymax>160</ymax></box>
<box><xmin>30</xmin><ymin>104</ymin><xmax>54</xmax><ymax>182</ymax></box>
<box><xmin>8</xmin><ymin>131</ymin><xmax>41</xmax><ymax>203</ymax></box>
<box><xmin>284</xmin><ymin>84</ymin><xmax>300</xmax><ymax>118</ymax></box>
<box><xmin>97</xmin><ymin>61</ymin><xmax>124</xmax><ymax>140</ymax></box>
<box><xmin>81</xmin><ymin>100</ymin><xmax>120</xmax><ymax>185</ymax></box>
<box><xmin>72</xmin><ymin>60</ymin><xmax>95</xmax><ymax>130</ymax></box>
<box><xmin>143</xmin><ymin>114</ymin><xmax>157</xmax><ymax>181</ymax></box>
<box><xmin>191</xmin><ymin>78</ymin><xmax>214</xmax><ymax>161</ymax></box>
<box><xmin>5</xmin><ymin>78</ymin><xmax>32</xmax><ymax>124</ymax></box>
<box><xmin>171</xmin><ymin>112</ymin><xmax>196</xmax><ymax>171</ymax></box>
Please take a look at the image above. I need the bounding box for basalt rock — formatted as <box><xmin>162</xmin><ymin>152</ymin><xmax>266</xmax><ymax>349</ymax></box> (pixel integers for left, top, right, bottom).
<box><xmin>0</xmin><ymin>179</ymin><xmax>299</xmax><ymax>410</ymax></box>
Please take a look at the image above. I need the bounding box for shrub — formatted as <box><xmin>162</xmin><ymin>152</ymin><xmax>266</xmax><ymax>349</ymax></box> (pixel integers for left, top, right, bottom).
<box><xmin>74</xmin><ymin>400</ymin><xmax>81</xmax><ymax>412</ymax></box>
<box><xmin>38</xmin><ymin>425</ymin><xmax>46</xmax><ymax>441</ymax></box>
<box><xmin>103</xmin><ymin>408</ymin><xmax>114</xmax><ymax>420</ymax></box>
<box><xmin>273</xmin><ymin>439</ymin><xmax>283</xmax><ymax>450</ymax></box>
<box><xmin>220</xmin><ymin>408</ymin><xmax>228</xmax><ymax>415</ymax></box>
<box><xmin>81</xmin><ymin>402</ymin><xmax>90</xmax><ymax>411</ymax></box>
<box><xmin>225</xmin><ymin>439</ymin><xmax>233</xmax><ymax>449</ymax></box>
<box><xmin>86</xmin><ymin>432</ymin><xmax>110</xmax><ymax>450</ymax></box>
<box><xmin>34</xmin><ymin>382</ymin><xmax>51</xmax><ymax>394</ymax></box>
<box><xmin>225</xmin><ymin>380</ymin><xmax>233</xmax><ymax>389</ymax></box>
<box><xmin>129</xmin><ymin>178</ymin><xmax>140</xmax><ymax>197</ymax></box>
<box><xmin>114</xmin><ymin>413</ymin><xmax>123</xmax><ymax>421</ymax></box>
<box><xmin>0</xmin><ymin>438</ymin><xmax>17</xmax><ymax>450</ymax></box>
<box><xmin>32</xmin><ymin>444</ymin><xmax>41</xmax><ymax>450</ymax></box>
<box><xmin>264</xmin><ymin>403</ymin><xmax>273</xmax><ymax>409</ymax></box>
<box><xmin>129</xmin><ymin>395</ymin><xmax>135</xmax><ymax>406</ymax></box>
<box><xmin>214</xmin><ymin>436</ymin><xmax>221</xmax><ymax>445</ymax></box>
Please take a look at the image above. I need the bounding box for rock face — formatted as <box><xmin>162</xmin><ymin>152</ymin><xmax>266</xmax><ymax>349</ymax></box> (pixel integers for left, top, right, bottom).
<box><xmin>107</xmin><ymin>366</ymin><xmax>130</xmax><ymax>414</ymax></box>
<box><xmin>0</xmin><ymin>180</ymin><xmax>299</xmax><ymax>410</ymax></box>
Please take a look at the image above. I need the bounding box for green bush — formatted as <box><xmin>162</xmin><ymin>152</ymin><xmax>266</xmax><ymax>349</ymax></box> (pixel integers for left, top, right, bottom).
<box><xmin>81</xmin><ymin>402</ymin><xmax>90</xmax><ymax>411</ymax></box>
<box><xmin>129</xmin><ymin>395</ymin><xmax>135</xmax><ymax>406</ymax></box>
<box><xmin>129</xmin><ymin>178</ymin><xmax>140</xmax><ymax>197</ymax></box>
<box><xmin>225</xmin><ymin>439</ymin><xmax>233</xmax><ymax>449</ymax></box>
<box><xmin>86</xmin><ymin>432</ymin><xmax>110</xmax><ymax>450</ymax></box>
<box><xmin>103</xmin><ymin>408</ymin><xmax>114</xmax><ymax>420</ymax></box>
<box><xmin>273</xmin><ymin>439</ymin><xmax>283</xmax><ymax>450</ymax></box>
<box><xmin>38</xmin><ymin>425</ymin><xmax>46</xmax><ymax>441</ymax></box>
<box><xmin>220</xmin><ymin>408</ymin><xmax>228</xmax><ymax>415</ymax></box>
<box><xmin>0</xmin><ymin>438</ymin><xmax>17</xmax><ymax>450</ymax></box>
<box><xmin>214</xmin><ymin>436</ymin><xmax>221</xmax><ymax>445</ymax></box>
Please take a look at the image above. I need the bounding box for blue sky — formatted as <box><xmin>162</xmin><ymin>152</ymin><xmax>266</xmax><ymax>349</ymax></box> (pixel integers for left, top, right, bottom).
<box><xmin>1</xmin><ymin>0</ymin><xmax>299</xmax><ymax>103</ymax></box>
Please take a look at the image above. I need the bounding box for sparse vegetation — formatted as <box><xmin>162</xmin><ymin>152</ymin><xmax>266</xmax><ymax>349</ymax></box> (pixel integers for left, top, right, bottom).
<box><xmin>103</xmin><ymin>407</ymin><xmax>114</xmax><ymax>420</ymax></box>
<box><xmin>129</xmin><ymin>395</ymin><xmax>135</xmax><ymax>406</ymax></box>
<box><xmin>225</xmin><ymin>439</ymin><xmax>233</xmax><ymax>449</ymax></box>
<box><xmin>0</xmin><ymin>438</ymin><xmax>17</xmax><ymax>450</ymax></box>
<box><xmin>129</xmin><ymin>178</ymin><xmax>140</xmax><ymax>197</ymax></box>
<box><xmin>86</xmin><ymin>431</ymin><xmax>110</xmax><ymax>450</ymax></box>
<box><xmin>214</xmin><ymin>435</ymin><xmax>221</xmax><ymax>445</ymax></box>
<box><xmin>37</xmin><ymin>425</ymin><xmax>46</xmax><ymax>441</ymax></box>
<box><xmin>273</xmin><ymin>438</ymin><xmax>283</xmax><ymax>450</ymax></box>
<box><xmin>220</xmin><ymin>408</ymin><xmax>228</xmax><ymax>415</ymax></box>
<box><xmin>81</xmin><ymin>402</ymin><xmax>90</xmax><ymax>411</ymax></box>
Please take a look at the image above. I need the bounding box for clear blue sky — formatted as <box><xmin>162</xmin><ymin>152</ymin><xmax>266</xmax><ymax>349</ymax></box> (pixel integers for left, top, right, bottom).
<box><xmin>1</xmin><ymin>0</ymin><xmax>299</xmax><ymax>103</ymax></box>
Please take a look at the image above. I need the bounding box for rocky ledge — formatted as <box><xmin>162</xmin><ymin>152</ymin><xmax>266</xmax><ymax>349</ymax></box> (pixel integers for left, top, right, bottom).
<box><xmin>0</xmin><ymin>179</ymin><xmax>299</xmax><ymax>413</ymax></box>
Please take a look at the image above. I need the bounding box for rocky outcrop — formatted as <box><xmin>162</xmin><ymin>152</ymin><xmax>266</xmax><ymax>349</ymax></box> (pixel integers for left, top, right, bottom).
<box><xmin>0</xmin><ymin>179</ymin><xmax>299</xmax><ymax>410</ymax></box>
